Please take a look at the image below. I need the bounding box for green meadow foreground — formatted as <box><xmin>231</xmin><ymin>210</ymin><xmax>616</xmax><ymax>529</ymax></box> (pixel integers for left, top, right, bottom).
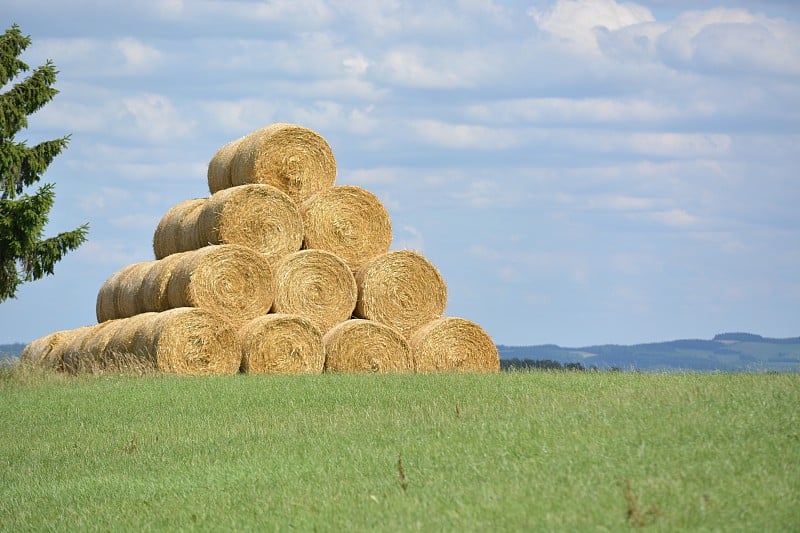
<box><xmin>1</xmin><ymin>368</ymin><xmax>798</xmax><ymax>531</ymax></box>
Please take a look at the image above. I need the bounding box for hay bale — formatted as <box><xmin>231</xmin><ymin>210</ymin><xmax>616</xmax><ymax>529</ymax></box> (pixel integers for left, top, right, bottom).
<box><xmin>229</xmin><ymin>123</ymin><xmax>337</xmax><ymax>203</ymax></box>
<box><xmin>196</xmin><ymin>184</ymin><xmax>303</xmax><ymax>262</ymax></box>
<box><xmin>208</xmin><ymin>136</ymin><xmax>244</xmax><ymax>193</ymax></box>
<box><xmin>271</xmin><ymin>249</ymin><xmax>357</xmax><ymax>333</ymax></box>
<box><xmin>411</xmin><ymin>317</ymin><xmax>500</xmax><ymax>373</ymax></box>
<box><xmin>301</xmin><ymin>185</ymin><xmax>392</xmax><ymax>271</ymax></box>
<box><xmin>153</xmin><ymin>198</ymin><xmax>206</xmax><ymax>259</ymax></box>
<box><xmin>20</xmin><ymin>330</ymin><xmax>70</xmax><ymax>370</ymax></box>
<box><xmin>96</xmin><ymin>261</ymin><xmax>153</xmax><ymax>322</ymax></box>
<box><xmin>61</xmin><ymin>324</ymin><xmax>108</xmax><ymax>374</ymax></box>
<box><xmin>131</xmin><ymin>307</ymin><xmax>241</xmax><ymax>375</ymax></box>
<box><xmin>354</xmin><ymin>250</ymin><xmax>448</xmax><ymax>338</ymax></box>
<box><xmin>166</xmin><ymin>244</ymin><xmax>275</xmax><ymax>328</ymax></box>
<box><xmin>239</xmin><ymin>314</ymin><xmax>324</xmax><ymax>374</ymax></box>
<box><xmin>323</xmin><ymin>319</ymin><xmax>413</xmax><ymax>373</ymax></box>
<box><xmin>139</xmin><ymin>252</ymin><xmax>183</xmax><ymax>312</ymax></box>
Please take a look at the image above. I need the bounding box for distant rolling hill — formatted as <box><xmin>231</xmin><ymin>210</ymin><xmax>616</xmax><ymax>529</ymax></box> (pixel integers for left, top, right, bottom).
<box><xmin>499</xmin><ymin>333</ymin><xmax>800</xmax><ymax>372</ymax></box>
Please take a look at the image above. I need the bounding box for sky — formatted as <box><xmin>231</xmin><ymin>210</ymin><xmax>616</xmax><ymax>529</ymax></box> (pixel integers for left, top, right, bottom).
<box><xmin>1</xmin><ymin>0</ymin><xmax>798</xmax><ymax>347</ymax></box>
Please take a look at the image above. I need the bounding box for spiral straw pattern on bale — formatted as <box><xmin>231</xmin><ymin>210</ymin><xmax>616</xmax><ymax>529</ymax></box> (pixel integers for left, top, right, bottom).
<box><xmin>301</xmin><ymin>185</ymin><xmax>392</xmax><ymax>271</ymax></box>
<box><xmin>323</xmin><ymin>319</ymin><xmax>414</xmax><ymax>373</ymax></box>
<box><xmin>355</xmin><ymin>250</ymin><xmax>448</xmax><ymax>338</ymax></box>
<box><xmin>411</xmin><ymin>317</ymin><xmax>500</xmax><ymax>373</ymax></box>
<box><xmin>153</xmin><ymin>184</ymin><xmax>303</xmax><ymax>261</ymax></box>
<box><xmin>96</xmin><ymin>244</ymin><xmax>274</xmax><ymax>327</ymax></box>
<box><xmin>225</xmin><ymin>123</ymin><xmax>337</xmax><ymax>203</ymax></box>
<box><xmin>239</xmin><ymin>314</ymin><xmax>325</xmax><ymax>374</ymax></box>
<box><xmin>271</xmin><ymin>249</ymin><xmax>357</xmax><ymax>333</ymax></box>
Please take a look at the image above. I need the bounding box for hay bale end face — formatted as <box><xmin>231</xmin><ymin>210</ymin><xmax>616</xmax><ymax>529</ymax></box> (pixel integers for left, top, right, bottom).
<box><xmin>355</xmin><ymin>250</ymin><xmax>448</xmax><ymax>338</ymax></box>
<box><xmin>271</xmin><ymin>249</ymin><xmax>357</xmax><ymax>333</ymax></box>
<box><xmin>229</xmin><ymin>123</ymin><xmax>337</xmax><ymax>203</ymax></box>
<box><xmin>197</xmin><ymin>184</ymin><xmax>303</xmax><ymax>262</ymax></box>
<box><xmin>301</xmin><ymin>185</ymin><xmax>392</xmax><ymax>271</ymax></box>
<box><xmin>411</xmin><ymin>317</ymin><xmax>500</xmax><ymax>373</ymax></box>
<box><xmin>166</xmin><ymin>244</ymin><xmax>275</xmax><ymax>328</ymax></box>
<box><xmin>239</xmin><ymin>314</ymin><xmax>324</xmax><ymax>374</ymax></box>
<box><xmin>323</xmin><ymin>319</ymin><xmax>414</xmax><ymax>373</ymax></box>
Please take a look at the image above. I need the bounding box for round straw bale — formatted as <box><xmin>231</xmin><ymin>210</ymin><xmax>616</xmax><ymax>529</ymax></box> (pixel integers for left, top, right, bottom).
<box><xmin>153</xmin><ymin>198</ymin><xmax>206</xmax><ymax>259</ymax></box>
<box><xmin>301</xmin><ymin>185</ymin><xmax>392</xmax><ymax>271</ymax></box>
<box><xmin>354</xmin><ymin>250</ymin><xmax>448</xmax><ymax>338</ymax></box>
<box><xmin>139</xmin><ymin>252</ymin><xmax>183</xmax><ymax>312</ymax></box>
<box><xmin>166</xmin><ymin>244</ymin><xmax>274</xmax><ymax>328</ymax></box>
<box><xmin>229</xmin><ymin>123</ymin><xmax>337</xmax><ymax>203</ymax></box>
<box><xmin>323</xmin><ymin>319</ymin><xmax>413</xmax><ymax>373</ymax></box>
<box><xmin>61</xmin><ymin>324</ymin><xmax>107</xmax><ymax>374</ymax></box>
<box><xmin>96</xmin><ymin>261</ymin><xmax>152</xmax><ymax>322</ymax></box>
<box><xmin>196</xmin><ymin>184</ymin><xmax>303</xmax><ymax>262</ymax></box>
<box><xmin>101</xmin><ymin>312</ymin><xmax>160</xmax><ymax>372</ymax></box>
<box><xmin>131</xmin><ymin>307</ymin><xmax>241</xmax><ymax>375</ymax></box>
<box><xmin>239</xmin><ymin>314</ymin><xmax>324</xmax><ymax>374</ymax></box>
<box><xmin>411</xmin><ymin>317</ymin><xmax>500</xmax><ymax>373</ymax></box>
<box><xmin>20</xmin><ymin>330</ymin><xmax>70</xmax><ymax>370</ymax></box>
<box><xmin>208</xmin><ymin>136</ymin><xmax>244</xmax><ymax>193</ymax></box>
<box><xmin>271</xmin><ymin>250</ymin><xmax>357</xmax><ymax>333</ymax></box>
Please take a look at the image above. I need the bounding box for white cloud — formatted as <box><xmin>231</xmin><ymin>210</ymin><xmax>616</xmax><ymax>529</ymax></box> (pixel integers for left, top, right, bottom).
<box><xmin>531</xmin><ymin>0</ymin><xmax>655</xmax><ymax>52</ymax></box>
<box><xmin>116</xmin><ymin>38</ymin><xmax>162</xmax><ymax>72</ymax></box>
<box><xmin>392</xmin><ymin>225</ymin><xmax>424</xmax><ymax>252</ymax></box>
<box><xmin>412</xmin><ymin>120</ymin><xmax>522</xmax><ymax>150</ymax></box>
<box><xmin>121</xmin><ymin>93</ymin><xmax>195</xmax><ymax>142</ymax></box>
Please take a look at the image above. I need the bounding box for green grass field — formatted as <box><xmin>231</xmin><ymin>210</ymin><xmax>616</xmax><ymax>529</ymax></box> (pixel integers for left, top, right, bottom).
<box><xmin>1</xmin><ymin>367</ymin><xmax>798</xmax><ymax>531</ymax></box>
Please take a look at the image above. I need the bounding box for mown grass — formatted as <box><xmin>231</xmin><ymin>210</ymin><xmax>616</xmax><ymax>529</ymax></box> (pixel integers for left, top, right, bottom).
<box><xmin>1</xmin><ymin>366</ymin><xmax>798</xmax><ymax>531</ymax></box>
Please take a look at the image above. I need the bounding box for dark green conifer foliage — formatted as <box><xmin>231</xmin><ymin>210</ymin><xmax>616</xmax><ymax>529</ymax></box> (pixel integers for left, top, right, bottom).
<box><xmin>0</xmin><ymin>24</ymin><xmax>88</xmax><ymax>301</ymax></box>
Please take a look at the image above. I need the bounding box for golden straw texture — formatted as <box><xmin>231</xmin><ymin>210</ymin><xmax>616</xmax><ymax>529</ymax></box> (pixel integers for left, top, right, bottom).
<box><xmin>208</xmin><ymin>136</ymin><xmax>244</xmax><ymax>193</ymax></box>
<box><xmin>239</xmin><ymin>314</ymin><xmax>324</xmax><ymax>374</ymax></box>
<box><xmin>271</xmin><ymin>249</ymin><xmax>357</xmax><ymax>333</ymax></box>
<box><xmin>152</xmin><ymin>198</ymin><xmax>205</xmax><ymax>259</ymax></box>
<box><xmin>196</xmin><ymin>184</ymin><xmax>303</xmax><ymax>262</ymax></box>
<box><xmin>131</xmin><ymin>308</ymin><xmax>241</xmax><ymax>375</ymax></box>
<box><xmin>301</xmin><ymin>185</ymin><xmax>392</xmax><ymax>271</ymax></box>
<box><xmin>355</xmin><ymin>250</ymin><xmax>448</xmax><ymax>338</ymax></box>
<box><xmin>323</xmin><ymin>319</ymin><xmax>414</xmax><ymax>373</ymax></box>
<box><xmin>96</xmin><ymin>262</ymin><xmax>150</xmax><ymax>322</ymax></box>
<box><xmin>20</xmin><ymin>330</ymin><xmax>70</xmax><ymax>370</ymax></box>
<box><xmin>139</xmin><ymin>252</ymin><xmax>183</xmax><ymax>312</ymax></box>
<box><xmin>166</xmin><ymin>244</ymin><xmax>275</xmax><ymax>328</ymax></box>
<box><xmin>411</xmin><ymin>317</ymin><xmax>500</xmax><ymax>373</ymax></box>
<box><xmin>229</xmin><ymin>123</ymin><xmax>337</xmax><ymax>203</ymax></box>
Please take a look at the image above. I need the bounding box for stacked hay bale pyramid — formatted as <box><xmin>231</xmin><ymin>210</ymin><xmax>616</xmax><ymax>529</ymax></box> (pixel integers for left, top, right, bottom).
<box><xmin>21</xmin><ymin>123</ymin><xmax>500</xmax><ymax>375</ymax></box>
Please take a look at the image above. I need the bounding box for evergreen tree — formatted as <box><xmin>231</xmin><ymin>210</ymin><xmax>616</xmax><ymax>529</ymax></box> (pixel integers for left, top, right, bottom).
<box><xmin>0</xmin><ymin>24</ymin><xmax>88</xmax><ymax>302</ymax></box>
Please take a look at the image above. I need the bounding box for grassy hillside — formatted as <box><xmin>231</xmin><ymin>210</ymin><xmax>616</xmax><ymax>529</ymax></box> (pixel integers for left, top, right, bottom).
<box><xmin>1</xmin><ymin>368</ymin><xmax>798</xmax><ymax>530</ymax></box>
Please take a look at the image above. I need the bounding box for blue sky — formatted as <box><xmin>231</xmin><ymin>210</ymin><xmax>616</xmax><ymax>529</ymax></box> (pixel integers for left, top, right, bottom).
<box><xmin>1</xmin><ymin>0</ymin><xmax>798</xmax><ymax>347</ymax></box>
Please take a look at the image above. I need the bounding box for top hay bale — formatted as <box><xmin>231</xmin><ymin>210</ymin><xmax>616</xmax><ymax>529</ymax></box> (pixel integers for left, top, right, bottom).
<box><xmin>208</xmin><ymin>123</ymin><xmax>337</xmax><ymax>204</ymax></box>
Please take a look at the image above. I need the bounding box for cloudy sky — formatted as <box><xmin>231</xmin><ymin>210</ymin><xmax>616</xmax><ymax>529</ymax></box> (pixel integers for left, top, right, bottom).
<box><xmin>1</xmin><ymin>0</ymin><xmax>798</xmax><ymax>347</ymax></box>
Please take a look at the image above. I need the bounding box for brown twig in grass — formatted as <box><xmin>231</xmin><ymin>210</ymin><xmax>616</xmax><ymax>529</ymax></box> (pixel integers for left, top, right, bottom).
<box><xmin>623</xmin><ymin>479</ymin><xmax>659</xmax><ymax>527</ymax></box>
<box><xmin>397</xmin><ymin>453</ymin><xmax>408</xmax><ymax>492</ymax></box>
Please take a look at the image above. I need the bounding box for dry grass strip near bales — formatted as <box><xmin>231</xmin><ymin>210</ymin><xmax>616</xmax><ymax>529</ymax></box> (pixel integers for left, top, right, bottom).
<box><xmin>271</xmin><ymin>250</ymin><xmax>357</xmax><ymax>333</ymax></box>
<box><xmin>323</xmin><ymin>319</ymin><xmax>414</xmax><ymax>373</ymax></box>
<box><xmin>355</xmin><ymin>250</ymin><xmax>448</xmax><ymax>338</ymax></box>
<box><xmin>228</xmin><ymin>123</ymin><xmax>337</xmax><ymax>203</ymax></box>
<box><xmin>207</xmin><ymin>136</ymin><xmax>244</xmax><ymax>193</ymax></box>
<box><xmin>411</xmin><ymin>317</ymin><xmax>500</xmax><ymax>373</ymax></box>
<box><xmin>301</xmin><ymin>185</ymin><xmax>392</xmax><ymax>271</ymax></box>
<box><xmin>153</xmin><ymin>198</ymin><xmax>206</xmax><ymax>259</ymax></box>
<box><xmin>239</xmin><ymin>314</ymin><xmax>324</xmax><ymax>374</ymax></box>
<box><xmin>165</xmin><ymin>245</ymin><xmax>275</xmax><ymax>328</ymax></box>
<box><xmin>153</xmin><ymin>185</ymin><xmax>303</xmax><ymax>261</ymax></box>
<box><xmin>20</xmin><ymin>330</ymin><xmax>70</xmax><ymax>370</ymax></box>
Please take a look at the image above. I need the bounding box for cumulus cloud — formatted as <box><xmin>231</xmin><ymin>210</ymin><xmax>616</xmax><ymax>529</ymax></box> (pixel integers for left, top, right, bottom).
<box><xmin>121</xmin><ymin>93</ymin><xmax>195</xmax><ymax>143</ymax></box>
<box><xmin>116</xmin><ymin>38</ymin><xmax>162</xmax><ymax>72</ymax></box>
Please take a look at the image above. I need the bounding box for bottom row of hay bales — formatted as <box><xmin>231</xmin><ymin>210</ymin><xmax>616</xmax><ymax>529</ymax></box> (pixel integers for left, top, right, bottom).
<box><xmin>21</xmin><ymin>308</ymin><xmax>500</xmax><ymax>375</ymax></box>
